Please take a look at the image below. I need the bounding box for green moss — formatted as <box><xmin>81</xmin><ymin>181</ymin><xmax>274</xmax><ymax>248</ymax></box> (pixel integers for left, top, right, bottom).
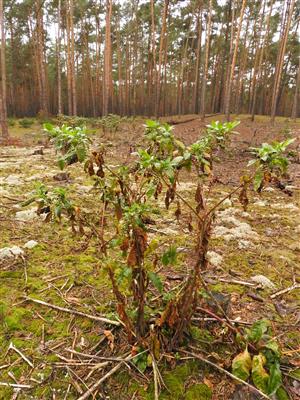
<box><xmin>5</xmin><ymin>307</ymin><xmax>32</xmax><ymax>331</ymax></box>
<box><xmin>185</xmin><ymin>384</ymin><xmax>212</xmax><ymax>400</ymax></box>
<box><xmin>160</xmin><ymin>361</ymin><xmax>200</xmax><ymax>399</ymax></box>
<box><xmin>190</xmin><ymin>326</ymin><xmax>213</xmax><ymax>343</ymax></box>
<box><xmin>0</xmin><ymin>387</ymin><xmax>13</xmax><ymax>398</ymax></box>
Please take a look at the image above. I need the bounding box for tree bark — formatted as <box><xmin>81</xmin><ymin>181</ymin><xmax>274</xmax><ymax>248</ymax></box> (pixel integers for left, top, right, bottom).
<box><xmin>57</xmin><ymin>0</ymin><xmax>62</xmax><ymax>115</ymax></box>
<box><xmin>270</xmin><ymin>0</ymin><xmax>295</xmax><ymax>124</ymax></box>
<box><xmin>291</xmin><ymin>55</ymin><xmax>300</xmax><ymax>119</ymax></box>
<box><xmin>200</xmin><ymin>0</ymin><xmax>212</xmax><ymax>120</ymax></box>
<box><xmin>103</xmin><ymin>0</ymin><xmax>113</xmax><ymax>116</ymax></box>
<box><xmin>250</xmin><ymin>0</ymin><xmax>273</xmax><ymax>121</ymax></box>
<box><xmin>224</xmin><ymin>0</ymin><xmax>247</xmax><ymax>121</ymax></box>
<box><xmin>193</xmin><ymin>9</ymin><xmax>202</xmax><ymax>114</ymax></box>
<box><xmin>0</xmin><ymin>0</ymin><xmax>8</xmax><ymax>141</ymax></box>
<box><xmin>155</xmin><ymin>0</ymin><xmax>169</xmax><ymax>118</ymax></box>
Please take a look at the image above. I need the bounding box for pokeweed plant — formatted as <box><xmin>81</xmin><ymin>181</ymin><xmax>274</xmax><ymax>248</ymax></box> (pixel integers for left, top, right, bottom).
<box><xmin>43</xmin><ymin>123</ymin><xmax>91</xmax><ymax>169</ymax></box>
<box><xmin>99</xmin><ymin>114</ymin><xmax>126</xmax><ymax>133</ymax></box>
<box><xmin>206</xmin><ymin>120</ymin><xmax>240</xmax><ymax>147</ymax></box>
<box><xmin>33</xmin><ymin>120</ymin><xmax>294</xmax><ymax>389</ymax></box>
<box><xmin>248</xmin><ymin>138</ymin><xmax>295</xmax><ymax>192</ymax></box>
<box><xmin>80</xmin><ymin>119</ymin><xmax>245</xmax><ymax>346</ymax></box>
<box><xmin>232</xmin><ymin>319</ymin><xmax>288</xmax><ymax>398</ymax></box>
<box><xmin>23</xmin><ymin>183</ymin><xmax>83</xmax><ymax>233</ymax></box>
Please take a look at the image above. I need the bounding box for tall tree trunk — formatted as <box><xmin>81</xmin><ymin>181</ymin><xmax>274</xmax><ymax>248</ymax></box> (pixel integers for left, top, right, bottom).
<box><xmin>57</xmin><ymin>0</ymin><xmax>62</xmax><ymax>115</ymax></box>
<box><xmin>291</xmin><ymin>55</ymin><xmax>300</xmax><ymax>119</ymax></box>
<box><xmin>103</xmin><ymin>0</ymin><xmax>113</xmax><ymax>116</ymax></box>
<box><xmin>0</xmin><ymin>0</ymin><xmax>8</xmax><ymax>141</ymax></box>
<box><xmin>177</xmin><ymin>16</ymin><xmax>192</xmax><ymax>115</ymax></box>
<box><xmin>222</xmin><ymin>0</ymin><xmax>236</xmax><ymax>114</ymax></box>
<box><xmin>224</xmin><ymin>0</ymin><xmax>247</xmax><ymax>121</ymax></box>
<box><xmin>234</xmin><ymin>8</ymin><xmax>252</xmax><ymax>114</ymax></box>
<box><xmin>193</xmin><ymin>9</ymin><xmax>202</xmax><ymax>114</ymax></box>
<box><xmin>250</xmin><ymin>0</ymin><xmax>273</xmax><ymax>121</ymax></box>
<box><xmin>69</xmin><ymin>0</ymin><xmax>77</xmax><ymax>115</ymax></box>
<box><xmin>155</xmin><ymin>0</ymin><xmax>169</xmax><ymax>118</ymax></box>
<box><xmin>200</xmin><ymin>0</ymin><xmax>212</xmax><ymax>120</ymax></box>
<box><xmin>150</xmin><ymin>0</ymin><xmax>156</xmax><ymax>116</ymax></box>
<box><xmin>270</xmin><ymin>0</ymin><xmax>295</xmax><ymax>124</ymax></box>
<box><xmin>66</xmin><ymin>3</ymin><xmax>72</xmax><ymax>115</ymax></box>
<box><xmin>36</xmin><ymin>0</ymin><xmax>48</xmax><ymax>116</ymax></box>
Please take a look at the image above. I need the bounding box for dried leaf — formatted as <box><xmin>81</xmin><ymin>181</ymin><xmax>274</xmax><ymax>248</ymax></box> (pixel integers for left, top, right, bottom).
<box><xmin>120</xmin><ymin>237</ymin><xmax>130</xmax><ymax>252</ymax></box>
<box><xmin>195</xmin><ymin>183</ymin><xmax>205</xmax><ymax>212</ymax></box>
<box><xmin>187</xmin><ymin>213</ymin><xmax>193</xmax><ymax>232</ymax></box>
<box><xmin>103</xmin><ymin>330</ymin><xmax>115</xmax><ymax>351</ymax></box>
<box><xmin>175</xmin><ymin>201</ymin><xmax>181</xmax><ymax>221</ymax></box>
<box><xmin>154</xmin><ymin>182</ymin><xmax>163</xmax><ymax>199</ymax></box>
<box><xmin>239</xmin><ymin>186</ymin><xmax>249</xmax><ymax>211</ymax></box>
<box><xmin>127</xmin><ymin>246</ymin><xmax>137</xmax><ymax>267</ymax></box>
<box><xmin>115</xmin><ymin>204</ymin><xmax>123</xmax><ymax>221</ymax></box>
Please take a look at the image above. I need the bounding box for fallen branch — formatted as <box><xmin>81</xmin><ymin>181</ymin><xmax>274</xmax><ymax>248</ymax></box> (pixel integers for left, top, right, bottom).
<box><xmin>0</xmin><ymin>382</ymin><xmax>31</xmax><ymax>389</ymax></box>
<box><xmin>77</xmin><ymin>351</ymin><xmax>147</xmax><ymax>400</ymax></box>
<box><xmin>218</xmin><ymin>278</ymin><xmax>257</xmax><ymax>287</ymax></box>
<box><xmin>270</xmin><ymin>283</ymin><xmax>300</xmax><ymax>299</ymax></box>
<box><xmin>8</xmin><ymin>342</ymin><xmax>34</xmax><ymax>368</ymax></box>
<box><xmin>178</xmin><ymin>348</ymin><xmax>271</xmax><ymax>400</ymax></box>
<box><xmin>152</xmin><ymin>358</ymin><xmax>159</xmax><ymax>400</ymax></box>
<box><xmin>66</xmin><ymin>348</ymin><xmax>131</xmax><ymax>362</ymax></box>
<box><xmin>24</xmin><ymin>297</ymin><xmax>120</xmax><ymax>326</ymax></box>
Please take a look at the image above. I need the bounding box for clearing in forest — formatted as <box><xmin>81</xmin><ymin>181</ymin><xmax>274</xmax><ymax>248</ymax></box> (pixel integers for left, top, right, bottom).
<box><xmin>0</xmin><ymin>115</ymin><xmax>299</xmax><ymax>400</ymax></box>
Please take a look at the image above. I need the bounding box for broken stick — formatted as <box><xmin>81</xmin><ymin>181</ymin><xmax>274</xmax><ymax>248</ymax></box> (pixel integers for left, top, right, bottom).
<box><xmin>24</xmin><ymin>296</ymin><xmax>120</xmax><ymax>326</ymax></box>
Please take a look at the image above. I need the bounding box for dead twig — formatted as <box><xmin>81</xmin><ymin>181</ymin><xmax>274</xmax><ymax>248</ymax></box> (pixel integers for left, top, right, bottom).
<box><xmin>8</xmin><ymin>343</ymin><xmax>34</xmax><ymax>368</ymax></box>
<box><xmin>152</xmin><ymin>358</ymin><xmax>159</xmax><ymax>400</ymax></box>
<box><xmin>24</xmin><ymin>296</ymin><xmax>120</xmax><ymax>326</ymax></box>
<box><xmin>66</xmin><ymin>348</ymin><xmax>133</xmax><ymax>362</ymax></box>
<box><xmin>0</xmin><ymin>382</ymin><xmax>31</xmax><ymax>389</ymax></box>
<box><xmin>270</xmin><ymin>283</ymin><xmax>300</xmax><ymax>299</ymax></box>
<box><xmin>77</xmin><ymin>351</ymin><xmax>147</xmax><ymax>400</ymax></box>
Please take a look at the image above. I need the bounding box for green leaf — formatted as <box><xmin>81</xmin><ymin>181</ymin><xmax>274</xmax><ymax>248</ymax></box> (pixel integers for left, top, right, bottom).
<box><xmin>275</xmin><ymin>386</ymin><xmax>290</xmax><ymax>400</ymax></box>
<box><xmin>148</xmin><ymin>271</ymin><xmax>163</xmax><ymax>293</ymax></box>
<box><xmin>232</xmin><ymin>347</ymin><xmax>252</xmax><ymax>381</ymax></box>
<box><xmin>43</xmin><ymin>122</ymin><xmax>53</xmax><ymax>132</ymax></box>
<box><xmin>253</xmin><ymin>170</ymin><xmax>263</xmax><ymax>191</ymax></box>
<box><xmin>161</xmin><ymin>246</ymin><xmax>177</xmax><ymax>266</ymax></box>
<box><xmin>252</xmin><ymin>354</ymin><xmax>269</xmax><ymax>394</ymax></box>
<box><xmin>267</xmin><ymin>362</ymin><xmax>282</xmax><ymax>395</ymax></box>
<box><xmin>264</xmin><ymin>340</ymin><xmax>280</xmax><ymax>358</ymax></box>
<box><xmin>58</xmin><ymin>158</ymin><xmax>66</xmax><ymax>170</ymax></box>
<box><xmin>76</xmin><ymin>146</ymin><xmax>87</xmax><ymax>162</ymax></box>
<box><xmin>246</xmin><ymin>319</ymin><xmax>270</xmax><ymax>343</ymax></box>
<box><xmin>117</xmin><ymin>267</ymin><xmax>132</xmax><ymax>285</ymax></box>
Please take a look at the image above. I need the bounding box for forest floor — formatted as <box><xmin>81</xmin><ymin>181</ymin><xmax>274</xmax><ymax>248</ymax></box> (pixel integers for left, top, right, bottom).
<box><xmin>0</xmin><ymin>114</ymin><xmax>299</xmax><ymax>400</ymax></box>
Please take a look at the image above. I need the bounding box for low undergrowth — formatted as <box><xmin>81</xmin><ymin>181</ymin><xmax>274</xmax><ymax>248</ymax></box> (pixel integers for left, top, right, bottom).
<box><xmin>0</xmin><ymin>117</ymin><xmax>299</xmax><ymax>399</ymax></box>
<box><xmin>12</xmin><ymin>119</ymin><xmax>296</xmax><ymax>399</ymax></box>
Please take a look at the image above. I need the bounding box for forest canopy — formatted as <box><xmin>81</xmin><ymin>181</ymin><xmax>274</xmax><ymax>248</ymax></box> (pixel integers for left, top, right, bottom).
<box><xmin>0</xmin><ymin>0</ymin><xmax>299</xmax><ymax>120</ymax></box>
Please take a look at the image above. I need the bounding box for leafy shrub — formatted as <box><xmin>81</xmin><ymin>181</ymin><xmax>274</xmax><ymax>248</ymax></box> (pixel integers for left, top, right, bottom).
<box><xmin>8</xmin><ymin>118</ymin><xmax>16</xmax><ymax>127</ymax></box>
<box><xmin>248</xmin><ymin>138</ymin><xmax>295</xmax><ymax>191</ymax></box>
<box><xmin>232</xmin><ymin>319</ymin><xmax>288</xmax><ymax>398</ymax></box>
<box><xmin>23</xmin><ymin>183</ymin><xmax>82</xmax><ymax>232</ymax></box>
<box><xmin>43</xmin><ymin>123</ymin><xmax>91</xmax><ymax>169</ymax></box>
<box><xmin>19</xmin><ymin>118</ymin><xmax>34</xmax><ymax>128</ymax></box>
<box><xmin>34</xmin><ymin>119</ymin><xmax>294</xmax><ymax>394</ymax></box>
<box><xmin>99</xmin><ymin>114</ymin><xmax>126</xmax><ymax>133</ymax></box>
<box><xmin>55</xmin><ymin>114</ymin><xmax>89</xmax><ymax>127</ymax></box>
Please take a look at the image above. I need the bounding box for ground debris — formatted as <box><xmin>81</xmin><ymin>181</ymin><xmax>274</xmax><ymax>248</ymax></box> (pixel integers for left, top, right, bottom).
<box><xmin>250</xmin><ymin>275</ymin><xmax>276</xmax><ymax>289</ymax></box>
